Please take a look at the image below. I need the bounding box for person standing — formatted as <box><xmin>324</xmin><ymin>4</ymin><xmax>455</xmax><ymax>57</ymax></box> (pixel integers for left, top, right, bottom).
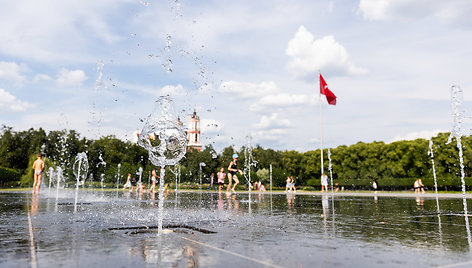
<box><xmin>207</xmin><ymin>173</ymin><xmax>216</xmax><ymax>191</ymax></box>
<box><xmin>227</xmin><ymin>154</ymin><xmax>243</xmax><ymax>194</ymax></box>
<box><xmin>285</xmin><ymin>177</ymin><xmax>291</xmax><ymax>192</ymax></box>
<box><xmin>149</xmin><ymin>169</ymin><xmax>159</xmax><ymax>193</ymax></box>
<box><xmin>372</xmin><ymin>179</ymin><xmax>378</xmax><ymax>193</ymax></box>
<box><xmin>32</xmin><ymin>153</ymin><xmax>45</xmax><ymax>194</ymax></box>
<box><xmin>123</xmin><ymin>174</ymin><xmax>132</xmax><ymax>190</ymax></box>
<box><xmin>320</xmin><ymin>172</ymin><xmax>329</xmax><ymax>192</ymax></box>
<box><xmin>290</xmin><ymin>176</ymin><xmax>296</xmax><ymax>192</ymax></box>
<box><xmin>216</xmin><ymin>168</ymin><xmax>226</xmax><ymax>192</ymax></box>
<box><xmin>131</xmin><ymin>176</ymin><xmax>137</xmax><ymax>192</ymax></box>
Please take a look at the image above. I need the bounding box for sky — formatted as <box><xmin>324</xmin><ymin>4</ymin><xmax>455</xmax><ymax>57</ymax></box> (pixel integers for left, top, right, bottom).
<box><xmin>1</xmin><ymin>0</ymin><xmax>472</xmax><ymax>153</ymax></box>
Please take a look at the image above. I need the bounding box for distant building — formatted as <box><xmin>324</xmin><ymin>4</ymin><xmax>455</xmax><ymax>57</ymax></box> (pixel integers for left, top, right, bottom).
<box><xmin>186</xmin><ymin>110</ymin><xmax>202</xmax><ymax>151</ymax></box>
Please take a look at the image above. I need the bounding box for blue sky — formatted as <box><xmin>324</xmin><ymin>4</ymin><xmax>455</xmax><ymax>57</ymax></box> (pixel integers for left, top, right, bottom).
<box><xmin>1</xmin><ymin>0</ymin><xmax>472</xmax><ymax>152</ymax></box>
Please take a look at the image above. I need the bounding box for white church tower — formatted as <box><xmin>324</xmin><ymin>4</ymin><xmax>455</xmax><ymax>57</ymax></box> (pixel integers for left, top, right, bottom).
<box><xmin>186</xmin><ymin>110</ymin><xmax>202</xmax><ymax>151</ymax></box>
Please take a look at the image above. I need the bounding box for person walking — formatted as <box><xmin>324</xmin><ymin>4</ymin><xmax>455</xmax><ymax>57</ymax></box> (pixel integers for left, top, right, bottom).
<box><xmin>414</xmin><ymin>179</ymin><xmax>425</xmax><ymax>194</ymax></box>
<box><xmin>207</xmin><ymin>173</ymin><xmax>216</xmax><ymax>191</ymax></box>
<box><xmin>290</xmin><ymin>176</ymin><xmax>296</xmax><ymax>192</ymax></box>
<box><xmin>227</xmin><ymin>154</ymin><xmax>243</xmax><ymax>194</ymax></box>
<box><xmin>32</xmin><ymin>153</ymin><xmax>45</xmax><ymax>194</ymax></box>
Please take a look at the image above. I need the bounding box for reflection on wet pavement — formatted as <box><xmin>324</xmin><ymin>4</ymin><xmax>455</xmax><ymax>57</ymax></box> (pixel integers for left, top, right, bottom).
<box><xmin>1</xmin><ymin>190</ymin><xmax>472</xmax><ymax>267</ymax></box>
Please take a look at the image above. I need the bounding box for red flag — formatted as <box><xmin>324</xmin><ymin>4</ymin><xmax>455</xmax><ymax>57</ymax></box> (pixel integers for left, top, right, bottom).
<box><xmin>319</xmin><ymin>74</ymin><xmax>336</xmax><ymax>105</ymax></box>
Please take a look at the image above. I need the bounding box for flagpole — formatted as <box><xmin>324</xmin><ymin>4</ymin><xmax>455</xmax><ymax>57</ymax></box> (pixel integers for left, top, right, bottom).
<box><xmin>319</xmin><ymin>73</ymin><xmax>324</xmax><ymax>175</ymax></box>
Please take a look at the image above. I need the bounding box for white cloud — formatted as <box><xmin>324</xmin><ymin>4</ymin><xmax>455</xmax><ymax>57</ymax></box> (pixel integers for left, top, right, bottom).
<box><xmin>33</xmin><ymin>74</ymin><xmax>52</xmax><ymax>83</ymax></box>
<box><xmin>253</xmin><ymin>113</ymin><xmax>292</xmax><ymax>130</ymax></box>
<box><xmin>286</xmin><ymin>26</ymin><xmax>367</xmax><ymax>77</ymax></box>
<box><xmin>358</xmin><ymin>0</ymin><xmax>472</xmax><ymax>26</ymax></box>
<box><xmin>0</xmin><ymin>61</ymin><xmax>26</xmax><ymax>83</ymax></box>
<box><xmin>250</xmin><ymin>93</ymin><xmax>317</xmax><ymax>111</ymax></box>
<box><xmin>160</xmin><ymin>84</ymin><xmax>187</xmax><ymax>96</ymax></box>
<box><xmin>218</xmin><ymin>81</ymin><xmax>279</xmax><ymax>99</ymax></box>
<box><xmin>252</xmin><ymin>128</ymin><xmax>288</xmax><ymax>142</ymax></box>
<box><xmin>0</xmin><ymin>88</ymin><xmax>33</xmax><ymax>112</ymax></box>
<box><xmin>56</xmin><ymin>69</ymin><xmax>87</xmax><ymax>87</ymax></box>
<box><xmin>389</xmin><ymin>129</ymin><xmax>446</xmax><ymax>143</ymax></box>
<box><xmin>0</xmin><ymin>0</ymin><xmax>123</xmax><ymax>63</ymax></box>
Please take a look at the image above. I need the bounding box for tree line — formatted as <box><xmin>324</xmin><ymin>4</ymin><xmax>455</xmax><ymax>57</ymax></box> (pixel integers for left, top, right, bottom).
<box><xmin>1</xmin><ymin>125</ymin><xmax>471</xmax><ymax>190</ymax></box>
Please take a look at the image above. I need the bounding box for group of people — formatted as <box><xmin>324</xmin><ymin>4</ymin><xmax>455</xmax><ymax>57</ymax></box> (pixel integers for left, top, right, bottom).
<box><xmin>207</xmin><ymin>154</ymin><xmax>265</xmax><ymax>193</ymax></box>
<box><xmin>285</xmin><ymin>176</ymin><xmax>296</xmax><ymax>192</ymax></box>
<box><xmin>414</xmin><ymin>178</ymin><xmax>425</xmax><ymax>194</ymax></box>
<box><xmin>206</xmin><ymin>154</ymin><xmax>268</xmax><ymax>193</ymax></box>
<box><xmin>31</xmin><ymin>151</ymin><xmax>429</xmax><ymax>195</ymax></box>
<box><xmin>123</xmin><ymin>169</ymin><xmax>169</xmax><ymax>194</ymax></box>
<box><xmin>207</xmin><ymin>154</ymin><xmax>243</xmax><ymax>193</ymax></box>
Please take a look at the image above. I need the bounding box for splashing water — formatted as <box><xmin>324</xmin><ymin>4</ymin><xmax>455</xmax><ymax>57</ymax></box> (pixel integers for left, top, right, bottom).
<box><xmin>429</xmin><ymin>139</ymin><xmax>443</xmax><ymax>245</ymax></box>
<box><xmin>137</xmin><ymin>167</ymin><xmax>143</xmax><ymax>191</ymax></box>
<box><xmin>447</xmin><ymin>86</ymin><xmax>468</xmax><ymax>197</ymax></box>
<box><xmin>138</xmin><ymin>96</ymin><xmax>187</xmax><ymax>167</ymax></box>
<box><xmin>429</xmin><ymin>140</ymin><xmax>440</xmax><ymax>202</ymax></box>
<box><xmin>138</xmin><ymin>96</ymin><xmax>187</xmax><ymax>235</ymax></box>
<box><xmin>100</xmin><ymin>174</ymin><xmax>105</xmax><ymax>191</ymax></box>
<box><xmin>95</xmin><ymin>61</ymin><xmax>104</xmax><ymax>91</ymax></box>
<box><xmin>162</xmin><ymin>35</ymin><xmax>173</xmax><ymax>72</ymax></box>
<box><xmin>170</xmin><ymin>0</ymin><xmax>182</xmax><ymax>19</ymax></box>
<box><xmin>55</xmin><ymin>167</ymin><xmax>64</xmax><ymax>200</ymax></box>
<box><xmin>446</xmin><ymin>85</ymin><xmax>471</xmax><ymax>248</ymax></box>
<box><xmin>244</xmin><ymin>135</ymin><xmax>258</xmax><ymax>212</ymax></box>
<box><xmin>73</xmin><ymin>152</ymin><xmax>88</xmax><ymax>212</ymax></box>
<box><xmin>97</xmin><ymin>152</ymin><xmax>107</xmax><ymax>169</ymax></box>
<box><xmin>47</xmin><ymin>167</ymin><xmax>54</xmax><ymax>192</ymax></box>
<box><xmin>328</xmin><ymin>148</ymin><xmax>333</xmax><ymax>191</ymax></box>
<box><xmin>73</xmin><ymin>152</ymin><xmax>89</xmax><ymax>188</ymax></box>
<box><xmin>116</xmin><ymin>164</ymin><xmax>121</xmax><ymax>194</ymax></box>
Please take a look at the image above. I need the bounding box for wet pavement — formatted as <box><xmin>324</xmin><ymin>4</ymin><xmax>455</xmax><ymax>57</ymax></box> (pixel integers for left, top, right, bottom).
<box><xmin>1</xmin><ymin>189</ymin><xmax>472</xmax><ymax>267</ymax></box>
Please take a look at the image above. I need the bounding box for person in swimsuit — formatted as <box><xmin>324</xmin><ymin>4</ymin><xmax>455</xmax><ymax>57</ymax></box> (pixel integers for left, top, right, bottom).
<box><xmin>32</xmin><ymin>153</ymin><xmax>45</xmax><ymax>194</ymax></box>
<box><xmin>131</xmin><ymin>177</ymin><xmax>137</xmax><ymax>192</ymax></box>
<box><xmin>149</xmin><ymin>169</ymin><xmax>159</xmax><ymax>193</ymax></box>
<box><xmin>227</xmin><ymin>154</ymin><xmax>243</xmax><ymax>193</ymax></box>
<box><xmin>216</xmin><ymin>168</ymin><xmax>226</xmax><ymax>192</ymax></box>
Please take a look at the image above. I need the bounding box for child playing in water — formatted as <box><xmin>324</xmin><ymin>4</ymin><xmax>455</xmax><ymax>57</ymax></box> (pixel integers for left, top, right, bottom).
<box><xmin>216</xmin><ymin>168</ymin><xmax>226</xmax><ymax>192</ymax></box>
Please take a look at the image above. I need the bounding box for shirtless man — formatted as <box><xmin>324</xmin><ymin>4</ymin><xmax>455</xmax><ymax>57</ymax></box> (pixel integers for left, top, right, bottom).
<box><xmin>32</xmin><ymin>154</ymin><xmax>45</xmax><ymax>194</ymax></box>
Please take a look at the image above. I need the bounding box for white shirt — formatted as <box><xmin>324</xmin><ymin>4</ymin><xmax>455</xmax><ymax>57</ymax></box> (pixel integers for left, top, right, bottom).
<box><xmin>321</xmin><ymin>174</ymin><xmax>328</xmax><ymax>186</ymax></box>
